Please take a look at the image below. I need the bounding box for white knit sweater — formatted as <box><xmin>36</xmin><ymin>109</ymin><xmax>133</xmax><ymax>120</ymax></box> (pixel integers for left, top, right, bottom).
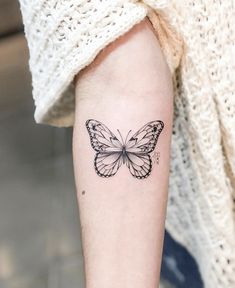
<box><xmin>18</xmin><ymin>1</ymin><xmax>235</xmax><ymax>287</ymax></box>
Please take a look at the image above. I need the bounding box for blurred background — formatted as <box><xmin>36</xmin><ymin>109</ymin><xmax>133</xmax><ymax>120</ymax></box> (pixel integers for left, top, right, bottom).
<box><xmin>0</xmin><ymin>1</ymin><xmax>85</xmax><ymax>287</ymax></box>
<box><xmin>0</xmin><ymin>1</ymin><xmax>203</xmax><ymax>287</ymax></box>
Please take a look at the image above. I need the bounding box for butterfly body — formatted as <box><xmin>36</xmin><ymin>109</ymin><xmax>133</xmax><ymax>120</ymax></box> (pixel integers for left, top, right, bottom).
<box><xmin>86</xmin><ymin>119</ymin><xmax>164</xmax><ymax>179</ymax></box>
<box><xmin>119</xmin><ymin>146</ymin><xmax>127</xmax><ymax>164</ymax></box>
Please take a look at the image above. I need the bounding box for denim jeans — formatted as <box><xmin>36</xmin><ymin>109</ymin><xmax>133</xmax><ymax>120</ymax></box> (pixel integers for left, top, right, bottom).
<box><xmin>161</xmin><ymin>231</ymin><xmax>204</xmax><ymax>288</ymax></box>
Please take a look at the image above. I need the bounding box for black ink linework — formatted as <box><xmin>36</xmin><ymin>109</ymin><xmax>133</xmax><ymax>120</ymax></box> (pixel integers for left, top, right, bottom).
<box><xmin>85</xmin><ymin>119</ymin><xmax>164</xmax><ymax>179</ymax></box>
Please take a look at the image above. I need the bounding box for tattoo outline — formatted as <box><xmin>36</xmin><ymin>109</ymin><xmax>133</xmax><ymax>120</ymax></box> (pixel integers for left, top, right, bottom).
<box><xmin>85</xmin><ymin>119</ymin><xmax>164</xmax><ymax>179</ymax></box>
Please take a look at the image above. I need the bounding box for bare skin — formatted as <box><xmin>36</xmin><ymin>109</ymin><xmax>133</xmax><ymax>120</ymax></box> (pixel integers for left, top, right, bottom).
<box><xmin>72</xmin><ymin>17</ymin><xmax>174</xmax><ymax>288</ymax></box>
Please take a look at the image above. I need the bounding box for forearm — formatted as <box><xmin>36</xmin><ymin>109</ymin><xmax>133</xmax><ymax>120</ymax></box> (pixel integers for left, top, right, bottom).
<box><xmin>72</xmin><ymin>18</ymin><xmax>173</xmax><ymax>288</ymax></box>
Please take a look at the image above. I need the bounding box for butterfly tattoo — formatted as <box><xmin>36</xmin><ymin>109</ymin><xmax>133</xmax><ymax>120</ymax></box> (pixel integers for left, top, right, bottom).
<box><xmin>86</xmin><ymin>119</ymin><xmax>164</xmax><ymax>179</ymax></box>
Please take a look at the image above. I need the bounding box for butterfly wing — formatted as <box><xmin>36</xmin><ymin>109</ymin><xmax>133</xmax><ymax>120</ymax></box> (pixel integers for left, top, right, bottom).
<box><xmin>126</xmin><ymin>120</ymin><xmax>164</xmax><ymax>154</ymax></box>
<box><xmin>125</xmin><ymin>153</ymin><xmax>152</xmax><ymax>179</ymax></box>
<box><xmin>86</xmin><ymin>119</ymin><xmax>123</xmax><ymax>152</ymax></box>
<box><xmin>94</xmin><ymin>152</ymin><xmax>123</xmax><ymax>178</ymax></box>
<box><xmin>86</xmin><ymin>119</ymin><xmax>123</xmax><ymax>177</ymax></box>
<box><xmin>125</xmin><ymin>120</ymin><xmax>164</xmax><ymax>179</ymax></box>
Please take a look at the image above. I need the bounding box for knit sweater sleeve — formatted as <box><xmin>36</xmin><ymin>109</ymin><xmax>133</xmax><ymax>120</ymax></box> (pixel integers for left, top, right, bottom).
<box><xmin>18</xmin><ymin>0</ymin><xmax>183</xmax><ymax>127</ymax></box>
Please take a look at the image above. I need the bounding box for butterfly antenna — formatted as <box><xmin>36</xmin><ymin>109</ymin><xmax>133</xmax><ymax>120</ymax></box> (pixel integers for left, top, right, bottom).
<box><xmin>117</xmin><ymin>129</ymin><xmax>124</xmax><ymax>145</ymax></box>
<box><xmin>125</xmin><ymin>130</ymin><xmax>132</xmax><ymax>145</ymax></box>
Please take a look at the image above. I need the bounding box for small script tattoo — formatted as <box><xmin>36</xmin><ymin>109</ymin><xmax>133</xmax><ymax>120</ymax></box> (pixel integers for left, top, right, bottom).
<box><xmin>85</xmin><ymin>119</ymin><xmax>164</xmax><ymax>179</ymax></box>
<box><xmin>152</xmin><ymin>151</ymin><xmax>160</xmax><ymax>165</ymax></box>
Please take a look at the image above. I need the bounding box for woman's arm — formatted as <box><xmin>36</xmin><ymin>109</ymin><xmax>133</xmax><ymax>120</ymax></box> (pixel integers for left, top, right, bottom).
<box><xmin>72</xmin><ymin>17</ymin><xmax>173</xmax><ymax>288</ymax></box>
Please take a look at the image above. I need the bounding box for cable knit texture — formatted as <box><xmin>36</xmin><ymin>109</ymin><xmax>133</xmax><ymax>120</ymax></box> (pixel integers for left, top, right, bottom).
<box><xmin>18</xmin><ymin>0</ymin><xmax>235</xmax><ymax>287</ymax></box>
